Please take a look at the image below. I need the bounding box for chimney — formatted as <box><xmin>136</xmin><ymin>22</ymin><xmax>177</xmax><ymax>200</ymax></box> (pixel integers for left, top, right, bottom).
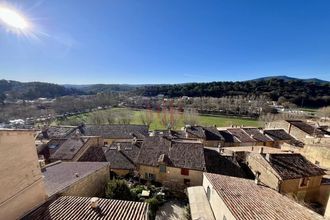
<box><xmin>255</xmin><ymin>172</ymin><xmax>260</xmax><ymax>185</ymax></box>
<box><xmin>117</xmin><ymin>143</ymin><xmax>121</xmax><ymax>151</ymax></box>
<box><xmin>90</xmin><ymin>197</ymin><xmax>99</xmax><ymax>209</ymax></box>
<box><xmin>265</xmin><ymin>153</ymin><xmax>270</xmax><ymax>161</ymax></box>
<box><xmin>39</xmin><ymin>158</ymin><xmax>46</xmax><ymax>172</ymax></box>
<box><xmin>75</xmin><ymin>172</ymin><xmax>79</xmax><ymax>177</ymax></box>
<box><xmin>259</xmin><ymin>147</ymin><xmax>264</xmax><ymax>154</ymax></box>
<box><xmin>132</xmin><ymin>137</ymin><xmax>137</xmax><ymax>145</ymax></box>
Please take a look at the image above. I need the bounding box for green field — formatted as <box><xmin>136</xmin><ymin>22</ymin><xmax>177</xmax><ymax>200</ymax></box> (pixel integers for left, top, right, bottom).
<box><xmin>56</xmin><ymin>108</ymin><xmax>261</xmax><ymax>130</ymax></box>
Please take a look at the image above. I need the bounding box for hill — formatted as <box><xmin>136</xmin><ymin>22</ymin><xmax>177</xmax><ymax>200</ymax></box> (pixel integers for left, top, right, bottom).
<box><xmin>63</xmin><ymin>84</ymin><xmax>142</xmax><ymax>93</ymax></box>
<box><xmin>250</xmin><ymin>75</ymin><xmax>329</xmax><ymax>84</ymax></box>
<box><xmin>0</xmin><ymin>80</ymin><xmax>84</xmax><ymax>100</ymax></box>
<box><xmin>137</xmin><ymin>78</ymin><xmax>330</xmax><ymax>108</ymax></box>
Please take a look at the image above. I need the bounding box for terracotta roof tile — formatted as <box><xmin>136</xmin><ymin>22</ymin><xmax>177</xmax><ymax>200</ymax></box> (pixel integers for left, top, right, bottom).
<box><xmin>204</xmin><ymin>173</ymin><xmax>324</xmax><ymax>220</ymax></box>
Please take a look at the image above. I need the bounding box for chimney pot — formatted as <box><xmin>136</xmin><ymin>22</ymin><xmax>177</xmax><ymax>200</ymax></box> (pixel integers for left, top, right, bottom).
<box><xmin>90</xmin><ymin>197</ymin><xmax>99</xmax><ymax>209</ymax></box>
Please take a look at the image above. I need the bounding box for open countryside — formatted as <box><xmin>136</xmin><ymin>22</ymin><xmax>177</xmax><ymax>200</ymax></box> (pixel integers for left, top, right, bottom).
<box><xmin>54</xmin><ymin>108</ymin><xmax>260</xmax><ymax>130</ymax></box>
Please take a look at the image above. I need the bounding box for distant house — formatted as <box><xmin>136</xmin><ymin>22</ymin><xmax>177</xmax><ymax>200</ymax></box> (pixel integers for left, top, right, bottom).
<box><xmin>242</xmin><ymin>127</ymin><xmax>274</xmax><ymax>146</ymax></box>
<box><xmin>267</xmin><ymin>120</ymin><xmax>330</xmax><ymax>141</ymax></box>
<box><xmin>247</xmin><ymin>153</ymin><xmax>325</xmax><ymax>203</ymax></box>
<box><xmin>189</xmin><ymin>173</ymin><xmax>324</xmax><ymax>220</ymax></box>
<box><xmin>81</xmin><ymin>124</ymin><xmax>148</xmax><ymax>145</ymax></box>
<box><xmin>42</xmin><ymin>161</ymin><xmax>109</xmax><ymax>197</ymax></box>
<box><xmin>22</xmin><ymin>196</ymin><xmax>149</xmax><ymax>220</ymax></box>
<box><xmin>218</xmin><ymin>129</ymin><xmax>241</xmax><ymax>147</ymax></box>
<box><xmin>183</xmin><ymin>125</ymin><xmax>224</xmax><ymax>147</ymax></box>
<box><xmin>226</xmin><ymin>128</ymin><xmax>257</xmax><ymax>146</ymax></box>
<box><xmin>136</xmin><ymin>136</ymin><xmax>206</xmax><ymax>189</ymax></box>
<box><xmin>264</xmin><ymin>128</ymin><xmax>304</xmax><ymax>147</ymax></box>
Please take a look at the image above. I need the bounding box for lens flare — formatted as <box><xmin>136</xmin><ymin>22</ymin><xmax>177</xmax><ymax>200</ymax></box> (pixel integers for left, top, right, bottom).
<box><xmin>0</xmin><ymin>7</ymin><xmax>29</xmax><ymax>30</ymax></box>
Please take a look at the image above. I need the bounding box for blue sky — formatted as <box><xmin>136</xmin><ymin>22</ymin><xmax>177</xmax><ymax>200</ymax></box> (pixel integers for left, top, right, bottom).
<box><xmin>0</xmin><ymin>0</ymin><xmax>330</xmax><ymax>84</ymax></box>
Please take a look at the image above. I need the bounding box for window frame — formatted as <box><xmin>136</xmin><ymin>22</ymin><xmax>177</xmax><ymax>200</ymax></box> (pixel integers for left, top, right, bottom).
<box><xmin>181</xmin><ymin>168</ymin><xmax>189</xmax><ymax>176</ymax></box>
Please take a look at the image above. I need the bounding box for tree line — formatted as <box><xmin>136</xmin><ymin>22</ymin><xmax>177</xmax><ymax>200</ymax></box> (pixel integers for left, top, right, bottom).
<box><xmin>136</xmin><ymin>79</ymin><xmax>330</xmax><ymax>108</ymax></box>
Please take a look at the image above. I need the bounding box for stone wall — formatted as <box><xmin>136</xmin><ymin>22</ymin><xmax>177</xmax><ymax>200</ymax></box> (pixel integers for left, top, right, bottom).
<box><xmin>61</xmin><ymin>164</ymin><xmax>110</xmax><ymax>197</ymax></box>
<box><xmin>139</xmin><ymin>165</ymin><xmax>203</xmax><ymax>188</ymax></box>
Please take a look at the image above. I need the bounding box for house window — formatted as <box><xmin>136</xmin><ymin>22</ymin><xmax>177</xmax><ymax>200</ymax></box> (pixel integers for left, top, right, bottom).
<box><xmin>159</xmin><ymin>165</ymin><xmax>166</xmax><ymax>173</ymax></box>
<box><xmin>300</xmin><ymin>177</ymin><xmax>309</xmax><ymax>187</ymax></box>
<box><xmin>144</xmin><ymin>173</ymin><xmax>155</xmax><ymax>181</ymax></box>
<box><xmin>315</xmin><ymin>160</ymin><xmax>320</xmax><ymax>165</ymax></box>
<box><xmin>181</xmin><ymin>168</ymin><xmax>189</xmax><ymax>176</ymax></box>
<box><xmin>104</xmin><ymin>141</ymin><xmax>108</xmax><ymax>145</ymax></box>
<box><xmin>223</xmin><ymin>215</ymin><xmax>227</xmax><ymax>220</ymax></box>
<box><xmin>184</xmin><ymin>178</ymin><xmax>191</xmax><ymax>186</ymax></box>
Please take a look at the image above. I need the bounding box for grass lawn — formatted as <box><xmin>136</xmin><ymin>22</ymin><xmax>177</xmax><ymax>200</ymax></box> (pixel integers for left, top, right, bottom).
<box><xmin>56</xmin><ymin>108</ymin><xmax>261</xmax><ymax>130</ymax></box>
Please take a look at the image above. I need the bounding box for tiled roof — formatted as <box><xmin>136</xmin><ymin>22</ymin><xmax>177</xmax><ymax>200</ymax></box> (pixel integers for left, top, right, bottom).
<box><xmin>204</xmin><ymin>148</ymin><xmax>246</xmax><ymax>177</ymax></box>
<box><xmin>136</xmin><ymin>136</ymin><xmax>206</xmax><ymax>171</ymax></box>
<box><xmin>43</xmin><ymin>162</ymin><xmax>109</xmax><ymax>196</ymax></box>
<box><xmin>218</xmin><ymin>130</ymin><xmax>240</xmax><ymax>143</ymax></box>
<box><xmin>153</xmin><ymin>130</ymin><xmax>186</xmax><ymax>139</ymax></box>
<box><xmin>78</xmin><ymin>146</ymin><xmax>107</xmax><ymax>162</ymax></box>
<box><xmin>264</xmin><ymin>129</ymin><xmax>295</xmax><ymax>141</ymax></box>
<box><xmin>37</xmin><ymin>126</ymin><xmax>78</xmax><ymax>140</ymax></box>
<box><xmin>242</xmin><ymin>128</ymin><xmax>273</xmax><ymax>142</ymax></box>
<box><xmin>265</xmin><ymin>153</ymin><xmax>325</xmax><ymax>180</ymax></box>
<box><xmin>22</xmin><ymin>196</ymin><xmax>148</xmax><ymax>220</ymax></box>
<box><xmin>104</xmin><ymin>141</ymin><xmax>141</xmax><ymax>170</ymax></box>
<box><xmin>185</xmin><ymin>126</ymin><xmax>224</xmax><ymax>141</ymax></box>
<box><xmin>50</xmin><ymin>137</ymin><xmax>89</xmax><ymax>161</ymax></box>
<box><xmin>227</xmin><ymin>128</ymin><xmax>256</xmax><ymax>142</ymax></box>
<box><xmin>263</xmin><ymin>129</ymin><xmax>304</xmax><ymax>147</ymax></box>
<box><xmin>204</xmin><ymin>173</ymin><xmax>324</xmax><ymax>220</ymax></box>
<box><xmin>82</xmin><ymin>124</ymin><xmax>148</xmax><ymax>139</ymax></box>
<box><xmin>287</xmin><ymin>120</ymin><xmax>326</xmax><ymax>136</ymax></box>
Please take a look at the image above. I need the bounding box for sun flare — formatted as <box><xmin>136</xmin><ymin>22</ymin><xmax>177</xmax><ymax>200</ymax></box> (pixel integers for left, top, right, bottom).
<box><xmin>0</xmin><ymin>7</ymin><xmax>29</xmax><ymax>30</ymax></box>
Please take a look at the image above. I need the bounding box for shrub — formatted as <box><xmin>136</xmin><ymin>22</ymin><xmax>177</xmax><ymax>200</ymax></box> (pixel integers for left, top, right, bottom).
<box><xmin>105</xmin><ymin>179</ymin><xmax>133</xmax><ymax>200</ymax></box>
<box><xmin>145</xmin><ymin>197</ymin><xmax>161</xmax><ymax>219</ymax></box>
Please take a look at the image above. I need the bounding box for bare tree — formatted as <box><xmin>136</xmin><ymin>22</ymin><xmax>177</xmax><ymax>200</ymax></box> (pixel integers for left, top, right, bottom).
<box><xmin>183</xmin><ymin>108</ymin><xmax>199</xmax><ymax>125</ymax></box>
<box><xmin>88</xmin><ymin>111</ymin><xmax>105</xmax><ymax>125</ymax></box>
<box><xmin>116</xmin><ymin>109</ymin><xmax>133</xmax><ymax>124</ymax></box>
<box><xmin>160</xmin><ymin>108</ymin><xmax>180</xmax><ymax>129</ymax></box>
<box><xmin>317</xmin><ymin>106</ymin><xmax>330</xmax><ymax>121</ymax></box>
<box><xmin>103</xmin><ymin>110</ymin><xmax>116</xmax><ymax>124</ymax></box>
<box><xmin>139</xmin><ymin>110</ymin><xmax>154</xmax><ymax>128</ymax></box>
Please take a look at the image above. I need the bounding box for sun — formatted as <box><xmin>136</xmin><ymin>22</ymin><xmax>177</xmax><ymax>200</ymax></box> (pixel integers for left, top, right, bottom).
<box><xmin>0</xmin><ymin>7</ymin><xmax>29</xmax><ymax>30</ymax></box>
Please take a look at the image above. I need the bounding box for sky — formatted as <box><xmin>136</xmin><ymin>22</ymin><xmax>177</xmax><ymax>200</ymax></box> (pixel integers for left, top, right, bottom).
<box><xmin>0</xmin><ymin>0</ymin><xmax>330</xmax><ymax>84</ymax></box>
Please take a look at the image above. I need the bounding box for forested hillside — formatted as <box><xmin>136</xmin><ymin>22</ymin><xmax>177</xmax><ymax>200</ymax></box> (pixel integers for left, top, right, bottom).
<box><xmin>137</xmin><ymin>79</ymin><xmax>330</xmax><ymax>107</ymax></box>
<box><xmin>0</xmin><ymin>80</ymin><xmax>84</xmax><ymax>100</ymax></box>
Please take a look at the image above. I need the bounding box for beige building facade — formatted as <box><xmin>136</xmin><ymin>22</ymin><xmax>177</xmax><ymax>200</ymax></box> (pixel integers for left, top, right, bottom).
<box><xmin>0</xmin><ymin>130</ymin><xmax>47</xmax><ymax>219</ymax></box>
<box><xmin>139</xmin><ymin>165</ymin><xmax>203</xmax><ymax>189</ymax></box>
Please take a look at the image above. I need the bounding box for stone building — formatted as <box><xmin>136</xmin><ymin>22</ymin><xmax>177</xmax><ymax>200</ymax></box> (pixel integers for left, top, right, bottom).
<box><xmin>191</xmin><ymin>173</ymin><xmax>324</xmax><ymax>220</ymax></box>
<box><xmin>246</xmin><ymin>153</ymin><xmax>325</xmax><ymax>203</ymax></box>
<box><xmin>136</xmin><ymin>136</ymin><xmax>206</xmax><ymax>189</ymax></box>
<box><xmin>0</xmin><ymin>130</ymin><xmax>48</xmax><ymax>219</ymax></box>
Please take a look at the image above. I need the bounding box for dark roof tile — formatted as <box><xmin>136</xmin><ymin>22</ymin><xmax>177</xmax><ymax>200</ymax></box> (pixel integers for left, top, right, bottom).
<box><xmin>265</xmin><ymin>153</ymin><xmax>325</xmax><ymax>180</ymax></box>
